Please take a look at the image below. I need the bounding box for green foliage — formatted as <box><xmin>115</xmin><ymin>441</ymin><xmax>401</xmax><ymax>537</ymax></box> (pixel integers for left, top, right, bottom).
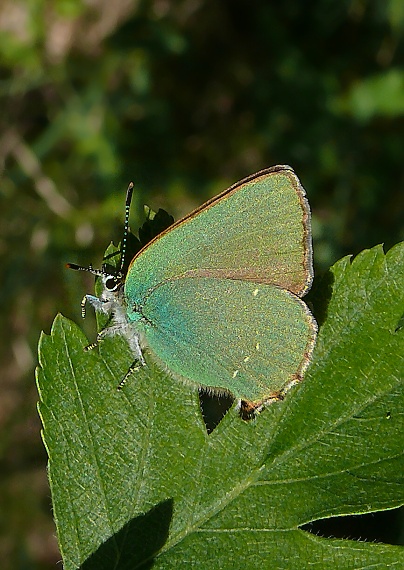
<box><xmin>36</xmin><ymin>242</ymin><xmax>404</xmax><ymax>569</ymax></box>
<box><xmin>334</xmin><ymin>68</ymin><xmax>404</xmax><ymax>121</ymax></box>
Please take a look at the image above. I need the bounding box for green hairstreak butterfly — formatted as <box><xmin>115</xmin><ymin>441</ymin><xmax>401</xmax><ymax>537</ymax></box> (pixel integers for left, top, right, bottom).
<box><xmin>68</xmin><ymin>165</ymin><xmax>317</xmax><ymax>418</ymax></box>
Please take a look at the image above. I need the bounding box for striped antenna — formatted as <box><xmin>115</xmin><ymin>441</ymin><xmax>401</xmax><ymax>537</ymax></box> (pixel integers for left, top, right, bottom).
<box><xmin>119</xmin><ymin>182</ymin><xmax>134</xmax><ymax>275</ymax></box>
<box><xmin>66</xmin><ymin>263</ymin><xmax>107</xmax><ymax>277</ymax></box>
<box><xmin>67</xmin><ymin>182</ymin><xmax>135</xmax><ymax>280</ymax></box>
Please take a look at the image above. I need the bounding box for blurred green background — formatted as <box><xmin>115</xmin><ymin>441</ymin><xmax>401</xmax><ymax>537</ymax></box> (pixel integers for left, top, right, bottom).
<box><xmin>1</xmin><ymin>1</ymin><xmax>403</xmax><ymax>567</ymax></box>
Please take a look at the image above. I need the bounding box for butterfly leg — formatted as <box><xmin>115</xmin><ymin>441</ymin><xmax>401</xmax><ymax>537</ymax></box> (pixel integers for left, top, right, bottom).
<box><xmin>81</xmin><ymin>306</ymin><xmax>116</xmax><ymax>352</ymax></box>
<box><xmin>82</xmin><ymin>324</ymin><xmax>115</xmax><ymax>352</ymax></box>
<box><xmin>116</xmin><ymin>359</ymin><xmax>144</xmax><ymax>391</ymax></box>
<box><xmin>116</xmin><ymin>332</ymin><xmax>146</xmax><ymax>390</ymax></box>
<box><xmin>80</xmin><ymin>294</ymin><xmax>113</xmax><ymax>350</ymax></box>
<box><xmin>82</xmin><ymin>294</ymin><xmax>110</xmax><ymax>317</ymax></box>
<box><xmin>126</xmin><ymin>329</ymin><xmax>144</xmax><ymax>360</ymax></box>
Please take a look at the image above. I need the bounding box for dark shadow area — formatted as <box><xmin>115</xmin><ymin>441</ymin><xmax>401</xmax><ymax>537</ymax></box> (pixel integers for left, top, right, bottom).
<box><xmin>80</xmin><ymin>498</ymin><xmax>173</xmax><ymax>570</ymax></box>
<box><xmin>102</xmin><ymin>207</ymin><xmax>174</xmax><ymax>277</ymax></box>
<box><xmin>302</xmin><ymin>506</ymin><xmax>404</xmax><ymax>545</ymax></box>
<box><xmin>305</xmin><ymin>268</ymin><xmax>335</xmax><ymax>328</ymax></box>
<box><xmin>199</xmin><ymin>390</ymin><xmax>234</xmax><ymax>434</ymax></box>
<box><xmin>395</xmin><ymin>311</ymin><xmax>404</xmax><ymax>333</ymax></box>
<box><xmin>138</xmin><ymin>208</ymin><xmax>175</xmax><ymax>249</ymax></box>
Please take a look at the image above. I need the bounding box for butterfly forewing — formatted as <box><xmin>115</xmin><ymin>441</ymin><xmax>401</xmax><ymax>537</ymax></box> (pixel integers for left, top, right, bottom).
<box><xmin>124</xmin><ymin>166</ymin><xmax>313</xmax><ymax>310</ymax></box>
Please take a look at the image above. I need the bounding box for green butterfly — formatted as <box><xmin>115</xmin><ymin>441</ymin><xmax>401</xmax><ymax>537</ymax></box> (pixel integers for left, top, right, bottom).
<box><xmin>68</xmin><ymin>165</ymin><xmax>317</xmax><ymax>418</ymax></box>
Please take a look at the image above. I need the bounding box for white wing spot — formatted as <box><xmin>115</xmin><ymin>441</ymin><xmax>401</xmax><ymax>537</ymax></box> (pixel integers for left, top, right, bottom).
<box><xmin>253</xmin><ymin>288</ymin><xmax>259</xmax><ymax>297</ymax></box>
<box><xmin>232</xmin><ymin>369</ymin><xmax>239</xmax><ymax>378</ymax></box>
<box><xmin>255</xmin><ymin>342</ymin><xmax>260</xmax><ymax>351</ymax></box>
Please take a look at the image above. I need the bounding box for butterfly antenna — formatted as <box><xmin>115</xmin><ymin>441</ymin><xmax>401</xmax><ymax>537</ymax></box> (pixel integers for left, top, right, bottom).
<box><xmin>66</xmin><ymin>263</ymin><xmax>108</xmax><ymax>277</ymax></box>
<box><xmin>119</xmin><ymin>182</ymin><xmax>134</xmax><ymax>275</ymax></box>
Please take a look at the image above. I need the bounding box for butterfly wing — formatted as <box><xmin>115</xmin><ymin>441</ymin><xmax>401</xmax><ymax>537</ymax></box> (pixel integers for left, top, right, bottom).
<box><xmin>125</xmin><ymin>166</ymin><xmax>313</xmax><ymax>309</ymax></box>
<box><xmin>137</xmin><ymin>277</ymin><xmax>316</xmax><ymax>403</ymax></box>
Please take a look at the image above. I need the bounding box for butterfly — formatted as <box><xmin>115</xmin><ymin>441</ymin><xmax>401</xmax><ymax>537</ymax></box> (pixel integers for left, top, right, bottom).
<box><xmin>68</xmin><ymin>165</ymin><xmax>317</xmax><ymax>419</ymax></box>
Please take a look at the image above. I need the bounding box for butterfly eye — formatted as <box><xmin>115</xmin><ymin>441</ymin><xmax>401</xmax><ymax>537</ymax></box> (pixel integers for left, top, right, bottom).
<box><xmin>105</xmin><ymin>276</ymin><xmax>120</xmax><ymax>291</ymax></box>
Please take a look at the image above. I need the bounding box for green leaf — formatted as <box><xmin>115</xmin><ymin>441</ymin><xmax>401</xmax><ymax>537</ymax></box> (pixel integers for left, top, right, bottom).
<box><xmin>333</xmin><ymin>68</ymin><xmax>404</xmax><ymax>122</ymax></box>
<box><xmin>36</xmin><ymin>243</ymin><xmax>404</xmax><ymax>569</ymax></box>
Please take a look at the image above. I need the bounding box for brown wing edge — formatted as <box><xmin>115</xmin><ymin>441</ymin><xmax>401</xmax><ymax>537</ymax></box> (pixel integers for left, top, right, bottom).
<box><xmin>239</xmin><ymin>292</ymin><xmax>318</xmax><ymax>420</ymax></box>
